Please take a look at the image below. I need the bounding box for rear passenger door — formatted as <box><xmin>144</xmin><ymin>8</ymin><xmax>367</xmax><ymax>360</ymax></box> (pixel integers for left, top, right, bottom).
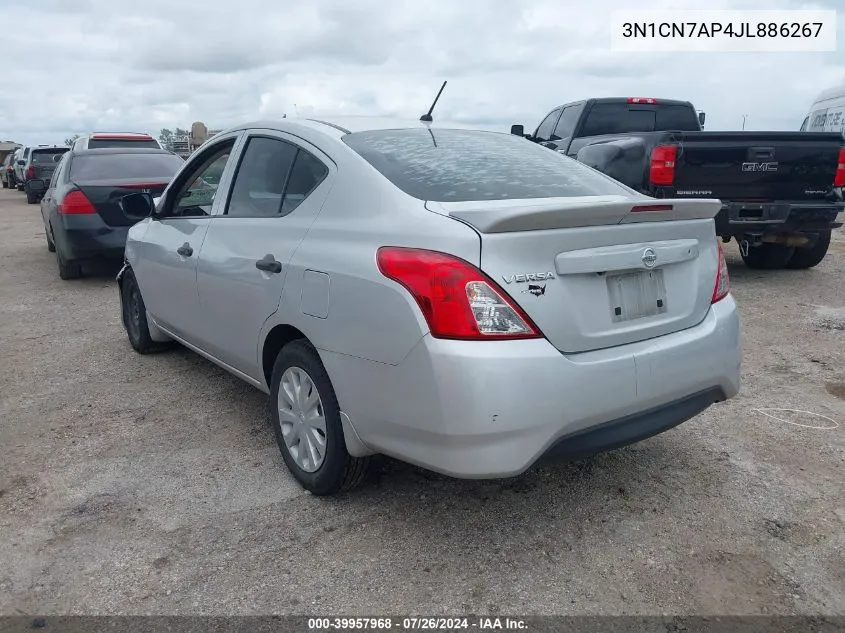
<box><xmin>195</xmin><ymin>130</ymin><xmax>334</xmax><ymax>379</ymax></box>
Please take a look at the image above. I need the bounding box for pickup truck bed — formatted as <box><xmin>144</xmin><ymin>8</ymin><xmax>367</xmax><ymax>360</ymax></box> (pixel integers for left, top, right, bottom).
<box><xmin>515</xmin><ymin>98</ymin><xmax>845</xmax><ymax>270</ymax></box>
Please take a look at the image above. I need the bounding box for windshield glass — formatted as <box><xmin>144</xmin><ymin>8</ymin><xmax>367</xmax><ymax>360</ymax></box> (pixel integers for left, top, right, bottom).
<box><xmin>70</xmin><ymin>153</ymin><xmax>184</xmax><ymax>180</ymax></box>
<box><xmin>30</xmin><ymin>149</ymin><xmax>68</xmax><ymax>163</ymax></box>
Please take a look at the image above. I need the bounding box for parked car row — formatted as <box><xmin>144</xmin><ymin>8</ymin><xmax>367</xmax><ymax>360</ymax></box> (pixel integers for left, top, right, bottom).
<box><xmin>13</xmin><ymin>93</ymin><xmax>840</xmax><ymax>496</ymax></box>
<box><xmin>3</xmin><ymin>133</ymin><xmax>162</xmax><ymax>204</ymax></box>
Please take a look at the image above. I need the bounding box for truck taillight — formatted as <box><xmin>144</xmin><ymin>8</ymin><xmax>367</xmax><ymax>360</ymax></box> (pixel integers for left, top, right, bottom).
<box><xmin>627</xmin><ymin>97</ymin><xmax>657</xmax><ymax>104</ymax></box>
<box><xmin>649</xmin><ymin>144</ymin><xmax>677</xmax><ymax>186</ymax></box>
<box><xmin>835</xmin><ymin>147</ymin><xmax>845</xmax><ymax>188</ymax></box>
<box><xmin>712</xmin><ymin>242</ymin><xmax>730</xmax><ymax>304</ymax></box>
<box><xmin>26</xmin><ymin>165</ymin><xmax>36</xmax><ymax>179</ymax></box>
<box><xmin>376</xmin><ymin>247</ymin><xmax>542</xmax><ymax>340</ymax></box>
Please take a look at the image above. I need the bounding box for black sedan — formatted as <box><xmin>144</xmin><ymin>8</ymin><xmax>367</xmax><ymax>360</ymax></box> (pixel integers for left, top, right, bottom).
<box><xmin>38</xmin><ymin>148</ymin><xmax>184</xmax><ymax>279</ymax></box>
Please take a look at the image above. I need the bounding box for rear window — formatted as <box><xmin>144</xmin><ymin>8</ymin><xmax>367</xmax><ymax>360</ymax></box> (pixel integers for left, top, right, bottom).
<box><xmin>579</xmin><ymin>103</ymin><xmax>700</xmax><ymax>137</ymax></box>
<box><xmin>86</xmin><ymin>138</ymin><xmax>160</xmax><ymax>149</ymax></box>
<box><xmin>31</xmin><ymin>149</ymin><xmax>68</xmax><ymax>163</ymax></box>
<box><xmin>70</xmin><ymin>152</ymin><xmax>184</xmax><ymax>180</ymax></box>
<box><xmin>342</xmin><ymin>129</ymin><xmax>631</xmax><ymax>202</ymax></box>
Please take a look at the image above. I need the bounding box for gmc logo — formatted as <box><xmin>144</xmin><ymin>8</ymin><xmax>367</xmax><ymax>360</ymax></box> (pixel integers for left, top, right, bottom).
<box><xmin>741</xmin><ymin>162</ymin><xmax>778</xmax><ymax>172</ymax></box>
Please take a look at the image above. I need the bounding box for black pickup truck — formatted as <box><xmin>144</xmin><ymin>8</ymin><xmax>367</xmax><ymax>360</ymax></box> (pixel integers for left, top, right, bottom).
<box><xmin>511</xmin><ymin>97</ymin><xmax>845</xmax><ymax>269</ymax></box>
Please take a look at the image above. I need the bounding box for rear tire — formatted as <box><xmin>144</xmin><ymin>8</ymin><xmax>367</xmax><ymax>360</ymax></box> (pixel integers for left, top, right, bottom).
<box><xmin>120</xmin><ymin>270</ymin><xmax>170</xmax><ymax>354</ymax></box>
<box><xmin>269</xmin><ymin>339</ymin><xmax>371</xmax><ymax>496</ymax></box>
<box><xmin>740</xmin><ymin>243</ymin><xmax>795</xmax><ymax>269</ymax></box>
<box><xmin>45</xmin><ymin>228</ymin><xmax>55</xmax><ymax>252</ymax></box>
<box><xmin>26</xmin><ymin>190</ymin><xmax>37</xmax><ymax>204</ymax></box>
<box><xmin>55</xmin><ymin>244</ymin><xmax>82</xmax><ymax>280</ymax></box>
<box><xmin>16</xmin><ymin>182</ymin><xmax>24</xmax><ymax>191</ymax></box>
<box><xmin>786</xmin><ymin>230</ymin><xmax>831</xmax><ymax>270</ymax></box>
<box><xmin>2</xmin><ymin>180</ymin><xmax>7</xmax><ymax>189</ymax></box>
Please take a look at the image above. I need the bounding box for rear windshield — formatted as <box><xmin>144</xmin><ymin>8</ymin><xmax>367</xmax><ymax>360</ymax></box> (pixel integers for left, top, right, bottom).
<box><xmin>342</xmin><ymin>129</ymin><xmax>631</xmax><ymax>202</ymax></box>
<box><xmin>70</xmin><ymin>152</ymin><xmax>184</xmax><ymax>180</ymax></box>
<box><xmin>579</xmin><ymin>103</ymin><xmax>700</xmax><ymax>137</ymax></box>
<box><xmin>86</xmin><ymin>138</ymin><xmax>160</xmax><ymax>149</ymax></box>
<box><xmin>31</xmin><ymin>149</ymin><xmax>68</xmax><ymax>163</ymax></box>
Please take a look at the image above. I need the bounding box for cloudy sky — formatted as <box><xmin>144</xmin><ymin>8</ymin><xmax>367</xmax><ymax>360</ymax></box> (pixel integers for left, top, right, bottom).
<box><xmin>2</xmin><ymin>0</ymin><xmax>843</xmax><ymax>147</ymax></box>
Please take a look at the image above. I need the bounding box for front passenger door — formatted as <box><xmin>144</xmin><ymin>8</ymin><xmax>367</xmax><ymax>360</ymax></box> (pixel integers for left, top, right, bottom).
<box><xmin>131</xmin><ymin>135</ymin><xmax>241</xmax><ymax>343</ymax></box>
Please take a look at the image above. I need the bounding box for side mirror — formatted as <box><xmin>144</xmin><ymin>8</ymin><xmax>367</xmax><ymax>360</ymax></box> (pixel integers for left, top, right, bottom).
<box><xmin>119</xmin><ymin>192</ymin><xmax>155</xmax><ymax>221</ymax></box>
<box><xmin>510</xmin><ymin>124</ymin><xmax>525</xmax><ymax>137</ymax></box>
<box><xmin>698</xmin><ymin>111</ymin><xmax>706</xmax><ymax>126</ymax></box>
<box><xmin>53</xmin><ymin>154</ymin><xmax>63</xmax><ymax>162</ymax></box>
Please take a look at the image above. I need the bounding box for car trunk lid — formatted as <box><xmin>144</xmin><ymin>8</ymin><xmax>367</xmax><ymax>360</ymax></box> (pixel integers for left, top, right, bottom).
<box><xmin>428</xmin><ymin>195</ymin><xmax>723</xmax><ymax>353</ymax></box>
<box><xmin>73</xmin><ymin>179</ymin><xmax>170</xmax><ymax>226</ymax></box>
<box><xmin>29</xmin><ymin>149</ymin><xmax>68</xmax><ymax>180</ymax></box>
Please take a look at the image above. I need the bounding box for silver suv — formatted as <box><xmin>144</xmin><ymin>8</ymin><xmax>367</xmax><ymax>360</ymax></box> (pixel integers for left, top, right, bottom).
<box><xmin>116</xmin><ymin>117</ymin><xmax>741</xmax><ymax>495</ymax></box>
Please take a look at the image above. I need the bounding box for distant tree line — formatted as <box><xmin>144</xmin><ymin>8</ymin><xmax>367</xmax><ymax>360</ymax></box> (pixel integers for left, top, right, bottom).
<box><xmin>158</xmin><ymin>128</ymin><xmax>188</xmax><ymax>152</ymax></box>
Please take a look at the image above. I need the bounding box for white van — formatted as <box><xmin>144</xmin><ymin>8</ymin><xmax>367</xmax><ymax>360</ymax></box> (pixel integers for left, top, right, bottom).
<box><xmin>800</xmin><ymin>84</ymin><xmax>845</xmax><ymax>134</ymax></box>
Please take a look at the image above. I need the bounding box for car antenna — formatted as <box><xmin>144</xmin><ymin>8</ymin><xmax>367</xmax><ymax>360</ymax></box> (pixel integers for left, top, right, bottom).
<box><xmin>420</xmin><ymin>80</ymin><xmax>447</xmax><ymax>123</ymax></box>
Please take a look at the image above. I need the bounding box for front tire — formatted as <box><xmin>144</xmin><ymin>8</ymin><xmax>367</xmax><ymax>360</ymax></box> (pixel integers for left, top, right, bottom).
<box><xmin>120</xmin><ymin>269</ymin><xmax>170</xmax><ymax>354</ymax></box>
<box><xmin>786</xmin><ymin>230</ymin><xmax>831</xmax><ymax>269</ymax></box>
<box><xmin>740</xmin><ymin>243</ymin><xmax>795</xmax><ymax>269</ymax></box>
<box><xmin>269</xmin><ymin>339</ymin><xmax>371</xmax><ymax>495</ymax></box>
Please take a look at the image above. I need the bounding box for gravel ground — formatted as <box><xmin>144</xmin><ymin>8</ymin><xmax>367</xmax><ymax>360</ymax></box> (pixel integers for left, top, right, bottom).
<box><xmin>1</xmin><ymin>187</ymin><xmax>843</xmax><ymax>616</ymax></box>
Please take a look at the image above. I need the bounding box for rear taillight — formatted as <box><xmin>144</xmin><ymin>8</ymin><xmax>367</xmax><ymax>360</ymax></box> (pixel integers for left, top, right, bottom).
<box><xmin>58</xmin><ymin>190</ymin><xmax>96</xmax><ymax>214</ymax></box>
<box><xmin>834</xmin><ymin>147</ymin><xmax>845</xmax><ymax>188</ymax></box>
<box><xmin>649</xmin><ymin>144</ymin><xmax>677</xmax><ymax>186</ymax></box>
<box><xmin>376</xmin><ymin>247</ymin><xmax>542</xmax><ymax>340</ymax></box>
<box><xmin>712</xmin><ymin>242</ymin><xmax>730</xmax><ymax>304</ymax></box>
<box><xmin>26</xmin><ymin>165</ymin><xmax>36</xmax><ymax>179</ymax></box>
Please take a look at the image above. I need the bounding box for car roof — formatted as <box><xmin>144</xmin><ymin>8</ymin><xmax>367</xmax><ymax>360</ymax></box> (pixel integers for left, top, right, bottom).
<box><xmin>31</xmin><ymin>146</ymin><xmax>67</xmax><ymax>151</ymax></box>
<box><xmin>221</xmin><ymin>116</ymin><xmax>498</xmax><ymax>140</ymax></box>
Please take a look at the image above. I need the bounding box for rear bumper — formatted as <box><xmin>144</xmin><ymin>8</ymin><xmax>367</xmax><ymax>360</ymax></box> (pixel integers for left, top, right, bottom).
<box><xmin>50</xmin><ymin>212</ymin><xmax>129</xmax><ymax>261</ymax></box>
<box><xmin>714</xmin><ymin>200</ymin><xmax>844</xmax><ymax>236</ymax></box>
<box><xmin>321</xmin><ymin>295</ymin><xmax>742</xmax><ymax>479</ymax></box>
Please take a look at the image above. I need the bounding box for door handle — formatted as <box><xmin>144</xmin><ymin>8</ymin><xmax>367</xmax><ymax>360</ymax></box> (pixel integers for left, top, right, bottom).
<box><xmin>255</xmin><ymin>254</ymin><xmax>282</xmax><ymax>274</ymax></box>
<box><xmin>177</xmin><ymin>243</ymin><xmax>193</xmax><ymax>257</ymax></box>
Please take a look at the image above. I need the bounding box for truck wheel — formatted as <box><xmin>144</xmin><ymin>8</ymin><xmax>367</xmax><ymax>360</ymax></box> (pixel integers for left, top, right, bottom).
<box><xmin>786</xmin><ymin>231</ymin><xmax>831</xmax><ymax>270</ymax></box>
<box><xmin>740</xmin><ymin>243</ymin><xmax>795</xmax><ymax>269</ymax></box>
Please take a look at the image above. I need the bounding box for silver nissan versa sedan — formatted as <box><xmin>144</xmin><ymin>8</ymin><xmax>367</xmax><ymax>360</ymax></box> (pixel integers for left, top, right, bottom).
<box><xmin>116</xmin><ymin>116</ymin><xmax>741</xmax><ymax>495</ymax></box>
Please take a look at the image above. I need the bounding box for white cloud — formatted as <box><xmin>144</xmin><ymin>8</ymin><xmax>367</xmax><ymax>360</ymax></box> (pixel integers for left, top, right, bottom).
<box><xmin>1</xmin><ymin>0</ymin><xmax>843</xmax><ymax>146</ymax></box>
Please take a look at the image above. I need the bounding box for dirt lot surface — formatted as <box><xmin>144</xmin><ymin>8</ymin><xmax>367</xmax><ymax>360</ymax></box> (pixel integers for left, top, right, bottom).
<box><xmin>1</xmin><ymin>187</ymin><xmax>844</xmax><ymax>616</ymax></box>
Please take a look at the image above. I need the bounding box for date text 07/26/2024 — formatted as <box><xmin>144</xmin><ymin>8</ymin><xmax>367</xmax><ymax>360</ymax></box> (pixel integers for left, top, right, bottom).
<box><xmin>307</xmin><ymin>617</ymin><xmax>528</xmax><ymax>631</ymax></box>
